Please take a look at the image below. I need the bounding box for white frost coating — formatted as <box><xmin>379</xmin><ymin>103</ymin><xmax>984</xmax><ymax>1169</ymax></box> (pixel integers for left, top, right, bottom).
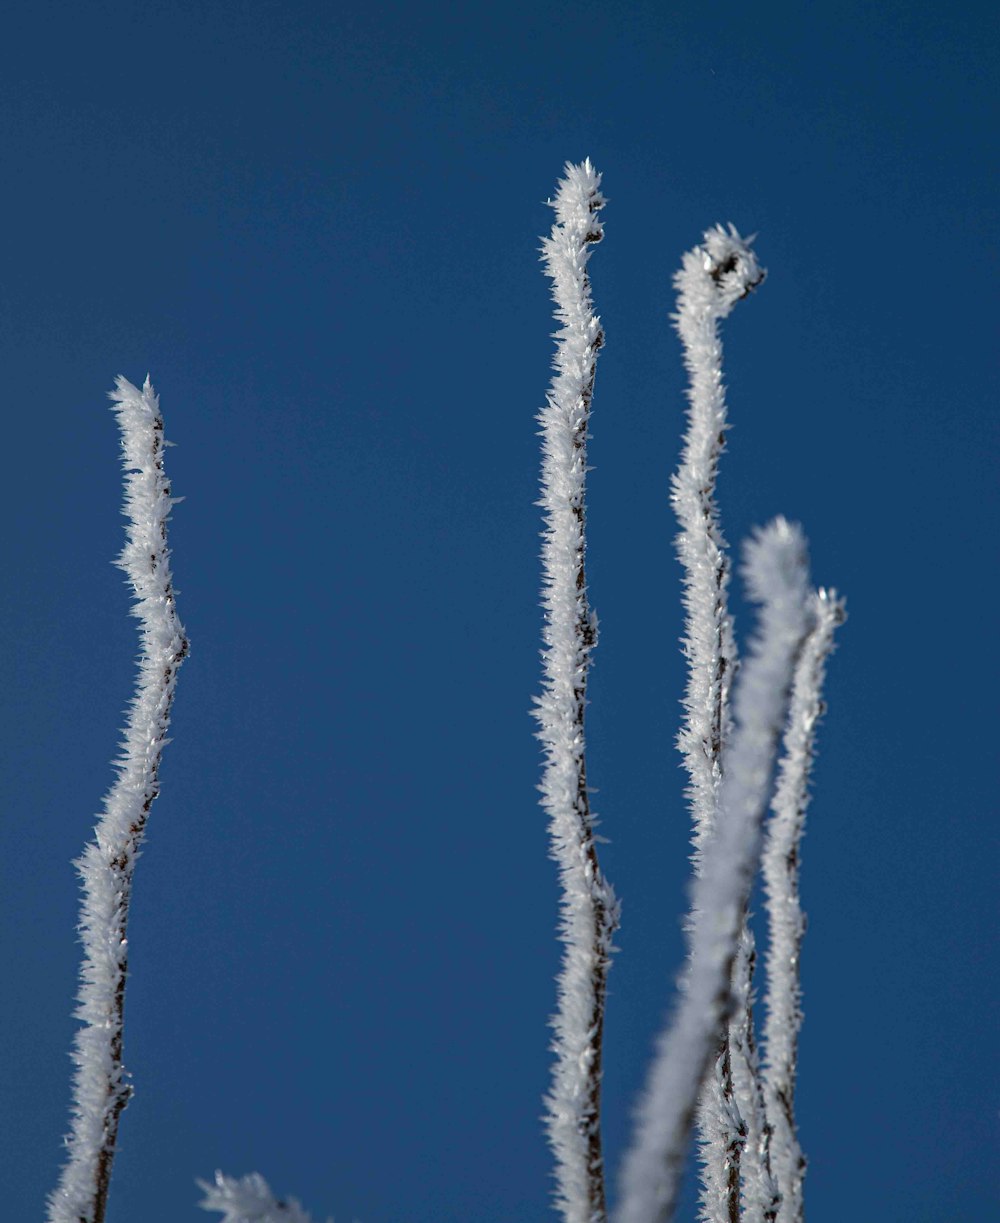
<box><xmin>48</xmin><ymin>377</ymin><xmax>188</xmax><ymax>1223</ymax></box>
<box><xmin>617</xmin><ymin>520</ymin><xmax>815</xmax><ymax>1223</ymax></box>
<box><xmin>534</xmin><ymin>159</ymin><xmax>619</xmax><ymax>1223</ymax></box>
<box><xmin>671</xmin><ymin>225</ymin><xmax>776</xmax><ymax>1223</ymax></box>
<box><xmin>198</xmin><ymin>1171</ymin><xmax>323</xmax><ymax>1223</ymax></box>
<box><xmin>761</xmin><ymin>590</ymin><xmax>845</xmax><ymax>1223</ymax></box>
<box><xmin>671</xmin><ymin>223</ymin><xmax>764</xmax><ymax>871</ymax></box>
<box><xmin>724</xmin><ymin>927</ymin><xmax>778</xmax><ymax>1223</ymax></box>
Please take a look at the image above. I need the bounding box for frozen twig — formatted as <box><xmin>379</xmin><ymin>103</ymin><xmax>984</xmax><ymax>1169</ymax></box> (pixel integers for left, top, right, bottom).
<box><xmin>671</xmin><ymin>225</ymin><xmax>775</xmax><ymax>1223</ymax></box>
<box><xmin>724</xmin><ymin>926</ymin><xmax>777</xmax><ymax>1223</ymax></box>
<box><xmin>198</xmin><ymin>1171</ymin><xmax>324</xmax><ymax>1223</ymax></box>
<box><xmin>671</xmin><ymin>223</ymin><xmax>764</xmax><ymax>871</ymax></box>
<box><xmin>761</xmin><ymin>590</ymin><xmax>845</xmax><ymax>1223</ymax></box>
<box><xmin>534</xmin><ymin>159</ymin><xmax>620</xmax><ymax>1223</ymax></box>
<box><xmin>617</xmin><ymin>520</ymin><xmax>815</xmax><ymax>1223</ymax></box>
<box><xmin>47</xmin><ymin>377</ymin><xmax>188</xmax><ymax>1223</ymax></box>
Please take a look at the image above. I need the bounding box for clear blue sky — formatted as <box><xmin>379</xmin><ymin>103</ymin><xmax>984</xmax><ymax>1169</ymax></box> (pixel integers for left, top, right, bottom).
<box><xmin>1</xmin><ymin>1</ymin><xmax>996</xmax><ymax>1219</ymax></box>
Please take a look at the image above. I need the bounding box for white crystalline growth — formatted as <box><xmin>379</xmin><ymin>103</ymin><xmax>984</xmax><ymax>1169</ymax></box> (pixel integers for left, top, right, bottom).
<box><xmin>671</xmin><ymin>223</ymin><xmax>765</xmax><ymax>869</ymax></box>
<box><xmin>761</xmin><ymin>588</ymin><xmax>845</xmax><ymax>1223</ymax></box>
<box><xmin>534</xmin><ymin>159</ymin><xmax>619</xmax><ymax>1223</ymax></box>
<box><xmin>47</xmin><ymin>376</ymin><xmax>188</xmax><ymax>1223</ymax></box>
<box><xmin>617</xmin><ymin>520</ymin><xmax>815</xmax><ymax>1223</ymax></box>
<box><xmin>198</xmin><ymin>1172</ymin><xmax>323</xmax><ymax>1223</ymax></box>
<box><xmin>671</xmin><ymin>224</ymin><xmax>777</xmax><ymax>1223</ymax></box>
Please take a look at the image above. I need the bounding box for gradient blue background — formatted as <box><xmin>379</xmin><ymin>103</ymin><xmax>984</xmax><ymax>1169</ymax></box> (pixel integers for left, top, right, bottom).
<box><xmin>1</xmin><ymin>2</ymin><xmax>996</xmax><ymax>1219</ymax></box>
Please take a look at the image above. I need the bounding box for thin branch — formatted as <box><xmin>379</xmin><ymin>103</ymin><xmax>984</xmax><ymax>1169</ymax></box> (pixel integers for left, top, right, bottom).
<box><xmin>534</xmin><ymin>159</ymin><xmax>619</xmax><ymax>1223</ymax></box>
<box><xmin>617</xmin><ymin>519</ymin><xmax>816</xmax><ymax>1223</ymax></box>
<box><xmin>726</xmin><ymin>926</ymin><xmax>778</xmax><ymax>1223</ymax></box>
<box><xmin>47</xmin><ymin>376</ymin><xmax>188</xmax><ymax>1223</ymax></box>
<box><xmin>670</xmin><ymin>224</ymin><xmax>774</xmax><ymax>1223</ymax></box>
<box><xmin>671</xmin><ymin>223</ymin><xmax>764</xmax><ymax>871</ymax></box>
<box><xmin>761</xmin><ymin>590</ymin><xmax>845</xmax><ymax>1223</ymax></box>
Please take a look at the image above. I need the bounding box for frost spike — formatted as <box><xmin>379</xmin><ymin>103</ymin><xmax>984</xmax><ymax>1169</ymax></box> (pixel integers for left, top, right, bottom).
<box><xmin>47</xmin><ymin>377</ymin><xmax>188</xmax><ymax>1223</ymax></box>
<box><xmin>617</xmin><ymin>520</ymin><xmax>815</xmax><ymax>1223</ymax></box>
<box><xmin>534</xmin><ymin>159</ymin><xmax>619</xmax><ymax>1223</ymax></box>
<box><xmin>198</xmin><ymin>1171</ymin><xmax>323</xmax><ymax>1223</ymax></box>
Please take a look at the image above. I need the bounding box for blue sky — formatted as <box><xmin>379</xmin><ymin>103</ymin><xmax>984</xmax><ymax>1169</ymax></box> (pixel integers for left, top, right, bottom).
<box><xmin>1</xmin><ymin>1</ymin><xmax>996</xmax><ymax>1219</ymax></box>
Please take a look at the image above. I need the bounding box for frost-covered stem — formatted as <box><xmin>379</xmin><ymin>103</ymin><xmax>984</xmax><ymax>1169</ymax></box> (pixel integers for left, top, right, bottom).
<box><xmin>534</xmin><ymin>160</ymin><xmax>619</xmax><ymax>1223</ymax></box>
<box><xmin>761</xmin><ymin>590</ymin><xmax>845</xmax><ymax>1223</ymax></box>
<box><xmin>671</xmin><ymin>226</ymin><xmax>770</xmax><ymax>1223</ymax></box>
<box><xmin>672</xmin><ymin>224</ymin><xmax>764</xmax><ymax>869</ymax></box>
<box><xmin>198</xmin><ymin>1172</ymin><xmax>319</xmax><ymax>1223</ymax></box>
<box><xmin>47</xmin><ymin>377</ymin><xmax>188</xmax><ymax>1223</ymax></box>
<box><xmin>726</xmin><ymin>928</ymin><xmax>779</xmax><ymax>1223</ymax></box>
<box><xmin>617</xmin><ymin>520</ymin><xmax>815</xmax><ymax>1223</ymax></box>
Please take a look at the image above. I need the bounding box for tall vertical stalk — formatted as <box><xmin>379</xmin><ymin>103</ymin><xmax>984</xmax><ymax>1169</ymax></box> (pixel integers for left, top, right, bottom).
<box><xmin>48</xmin><ymin>377</ymin><xmax>188</xmax><ymax>1223</ymax></box>
<box><xmin>618</xmin><ymin>520</ymin><xmax>817</xmax><ymax>1223</ymax></box>
<box><xmin>761</xmin><ymin>591</ymin><xmax>844</xmax><ymax>1223</ymax></box>
<box><xmin>534</xmin><ymin>160</ymin><xmax>619</xmax><ymax>1223</ymax></box>
<box><xmin>670</xmin><ymin>226</ymin><xmax>776</xmax><ymax>1222</ymax></box>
